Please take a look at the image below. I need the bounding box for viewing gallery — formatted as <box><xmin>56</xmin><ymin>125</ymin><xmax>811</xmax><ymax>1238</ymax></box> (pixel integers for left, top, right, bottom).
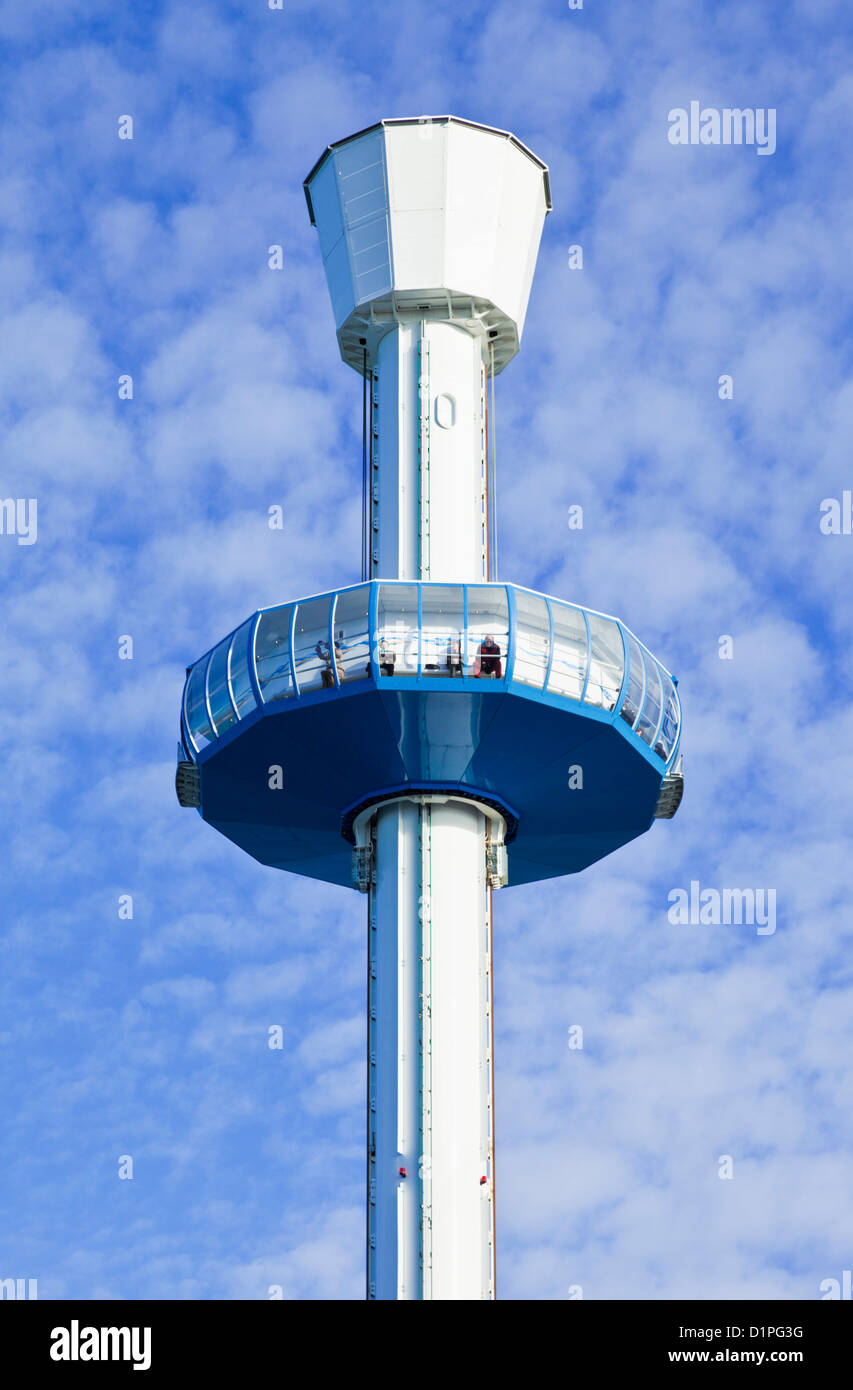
<box><xmin>182</xmin><ymin>581</ymin><xmax>681</xmax><ymax>769</ymax></box>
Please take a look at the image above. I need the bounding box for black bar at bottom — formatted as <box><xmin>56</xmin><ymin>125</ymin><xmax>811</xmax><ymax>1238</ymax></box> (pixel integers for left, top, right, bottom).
<box><xmin>1</xmin><ymin>1298</ymin><xmax>849</xmax><ymax>1378</ymax></box>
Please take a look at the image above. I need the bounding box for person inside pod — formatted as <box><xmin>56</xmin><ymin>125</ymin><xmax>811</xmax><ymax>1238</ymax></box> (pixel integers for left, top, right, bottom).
<box><xmin>478</xmin><ymin>634</ymin><xmax>502</xmax><ymax>678</ymax></box>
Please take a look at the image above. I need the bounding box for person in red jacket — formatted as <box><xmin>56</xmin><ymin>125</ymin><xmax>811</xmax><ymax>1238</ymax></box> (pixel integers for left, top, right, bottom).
<box><xmin>477</xmin><ymin>635</ymin><xmax>502</xmax><ymax>678</ymax></box>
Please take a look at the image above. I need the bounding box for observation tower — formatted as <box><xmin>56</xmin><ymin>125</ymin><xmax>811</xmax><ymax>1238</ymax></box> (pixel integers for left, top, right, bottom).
<box><xmin>176</xmin><ymin>117</ymin><xmax>684</xmax><ymax>1301</ymax></box>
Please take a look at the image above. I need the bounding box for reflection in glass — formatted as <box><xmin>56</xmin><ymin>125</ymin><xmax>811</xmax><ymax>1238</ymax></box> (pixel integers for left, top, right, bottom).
<box><xmin>547</xmin><ymin>601</ymin><xmax>587</xmax><ymax>701</ymax></box>
<box><xmin>377</xmin><ymin>585</ymin><xmax>418</xmax><ymax>676</ymax></box>
<box><xmin>421</xmin><ymin>585</ymin><xmax>464</xmax><ymax>678</ymax></box>
<box><xmin>619</xmin><ymin>631</ymin><xmax>645</xmax><ymax>730</ymax></box>
<box><xmin>467</xmin><ymin>585</ymin><xmax>508</xmax><ymax>679</ymax></box>
<box><xmin>255</xmin><ymin>605</ymin><xmax>294</xmax><ymax>702</ymax></box>
<box><xmin>332</xmin><ymin>587</ymin><xmax>371</xmax><ymax>683</ymax></box>
<box><xmin>207</xmin><ymin>638</ymin><xmax>236</xmax><ymax>736</ymax></box>
<box><xmin>293</xmin><ymin>595</ymin><xmax>334</xmax><ymax>693</ymax></box>
<box><xmin>657</xmin><ymin>676</ymin><xmax>680</xmax><ymax>761</ymax></box>
<box><xmin>635</xmin><ymin>649</ymin><xmax>662</xmax><ymax>747</ymax></box>
<box><xmin>513</xmin><ymin>589</ymin><xmax>549</xmax><ymax>689</ymax></box>
<box><xmin>229</xmin><ymin>618</ymin><xmax>258</xmax><ymax>718</ymax></box>
<box><xmin>584</xmin><ymin>613</ymin><xmax>624</xmax><ymax>711</ymax></box>
<box><xmin>185</xmin><ymin>660</ymin><xmax>214</xmax><ymax>749</ymax></box>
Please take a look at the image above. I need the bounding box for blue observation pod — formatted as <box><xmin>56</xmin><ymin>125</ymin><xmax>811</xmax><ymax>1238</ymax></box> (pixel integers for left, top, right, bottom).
<box><xmin>179</xmin><ymin>580</ymin><xmax>682</xmax><ymax>889</ymax></box>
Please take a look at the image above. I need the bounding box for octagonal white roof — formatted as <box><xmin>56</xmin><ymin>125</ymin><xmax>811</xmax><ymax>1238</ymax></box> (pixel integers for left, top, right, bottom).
<box><xmin>304</xmin><ymin>117</ymin><xmax>552</xmax><ymax>374</ymax></box>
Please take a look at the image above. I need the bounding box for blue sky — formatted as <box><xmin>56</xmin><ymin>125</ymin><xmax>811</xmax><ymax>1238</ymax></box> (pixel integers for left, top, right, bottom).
<box><xmin>1</xmin><ymin>0</ymin><xmax>852</xmax><ymax>1299</ymax></box>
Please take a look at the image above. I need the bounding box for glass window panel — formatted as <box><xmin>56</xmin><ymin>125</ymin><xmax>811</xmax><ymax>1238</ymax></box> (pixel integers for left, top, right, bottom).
<box><xmin>185</xmin><ymin>659</ymin><xmax>214</xmax><ymax>749</ymax></box>
<box><xmin>584</xmin><ymin>613</ymin><xmax>624</xmax><ymax>711</ymax></box>
<box><xmin>619</xmin><ymin>631</ymin><xmax>645</xmax><ymax>730</ymax></box>
<box><xmin>635</xmin><ymin>651</ymin><xmax>663</xmax><ymax>746</ymax></box>
<box><xmin>513</xmin><ymin>589</ymin><xmax>550</xmax><ymax>689</ymax></box>
<box><xmin>547</xmin><ymin>601</ymin><xmax>587</xmax><ymax>701</ymax></box>
<box><xmin>293</xmin><ymin>595</ymin><xmax>334</xmax><ymax>693</ymax></box>
<box><xmin>467</xmin><ymin>585</ymin><xmax>508</xmax><ymax>680</ymax></box>
<box><xmin>420</xmin><ymin>585</ymin><xmax>464</xmax><ymax>678</ymax></box>
<box><xmin>229</xmin><ymin>618</ymin><xmax>258</xmax><ymax>718</ymax></box>
<box><xmin>656</xmin><ymin>676</ymin><xmax>680</xmax><ymax>762</ymax></box>
<box><xmin>376</xmin><ymin>585</ymin><xmax>418</xmax><ymax>677</ymax></box>
<box><xmin>255</xmin><ymin>605</ymin><xmax>294</xmax><ymax>702</ymax></box>
<box><xmin>207</xmin><ymin>638</ymin><xmax>237</xmax><ymax>736</ymax></box>
<box><xmin>332</xmin><ymin>587</ymin><xmax>371</xmax><ymax>683</ymax></box>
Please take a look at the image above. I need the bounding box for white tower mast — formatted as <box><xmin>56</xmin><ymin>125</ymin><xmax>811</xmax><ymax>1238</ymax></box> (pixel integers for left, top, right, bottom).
<box><xmin>305</xmin><ymin>116</ymin><xmax>551</xmax><ymax>1300</ymax></box>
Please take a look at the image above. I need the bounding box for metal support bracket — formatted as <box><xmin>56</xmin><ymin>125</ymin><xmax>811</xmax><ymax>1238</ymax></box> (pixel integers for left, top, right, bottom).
<box><xmin>351</xmin><ymin>792</ymin><xmax>508</xmax><ymax>891</ymax></box>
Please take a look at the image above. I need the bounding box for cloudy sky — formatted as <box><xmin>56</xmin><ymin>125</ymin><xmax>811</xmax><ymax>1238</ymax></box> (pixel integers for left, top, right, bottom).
<box><xmin>1</xmin><ymin>0</ymin><xmax>851</xmax><ymax>1300</ymax></box>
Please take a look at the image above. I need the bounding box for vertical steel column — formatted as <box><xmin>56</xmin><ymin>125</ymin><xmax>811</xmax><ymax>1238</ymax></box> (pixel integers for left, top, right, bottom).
<box><xmin>373</xmin><ymin>320</ymin><xmax>488</xmax><ymax>583</ymax></box>
<box><xmin>368</xmin><ymin>314</ymin><xmax>495</xmax><ymax>1299</ymax></box>
<box><xmin>367</xmin><ymin>797</ymin><xmax>495</xmax><ymax>1300</ymax></box>
<box><xmin>367</xmin><ymin>801</ymin><xmax>422</xmax><ymax>1299</ymax></box>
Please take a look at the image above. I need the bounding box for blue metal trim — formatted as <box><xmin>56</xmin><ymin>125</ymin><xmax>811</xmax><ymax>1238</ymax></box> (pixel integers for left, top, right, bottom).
<box><xmin>671</xmin><ymin>687</ymin><xmax>683</xmax><ymax>765</ymax></box>
<box><xmin>417</xmin><ymin>584</ymin><xmax>423</xmax><ymax>678</ymax></box>
<box><xmin>330</xmin><ymin>591</ymin><xmax>340</xmax><ymax>689</ymax></box>
<box><xmin>649</xmin><ymin>656</ymin><xmax>667</xmax><ymax>753</ymax></box>
<box><xmin>203</xmin><ymin>651</ymin><xmax>215</xmax><ymax>736</ymax></box>
<box><xmin>579</xmin><ymin>607</ymin><xmax>592</xmax><ymax>704</ymax></box>
<box><xmin>613</xmin><ymin>622</ymin><xmax>631</xmax><ymax>722</ymax></box>
<box><xmin>248</xmin><ymin>612</ymin><xmax>264</xmax><ymax>708</ymax></box>
<box><xmin>368</xmin><ymin>580</ymin><xmax>379</xmax><ymax>680</ymax></box>
<box><xmin>543</xmin><ymin>595</ymin><xmax>555</xmax><ymax>691</ymax></box>
<box><xmin>633</xmin><ymin>639</ymin><xmax>647</xmax><ymax>732</ymax></box>
<box><xmin>462</xmin><ymin>585</ymin><xmax>469</xmax><ymax>682</ymax></box>
<box><xmin>377</xmin><ymin>673</ymin><xmax>510</xmax><ymax>694</ymax></box>
<box><xmin>289</xmin><ymin>602</ymin><xmax>298</xmax><ymax>697</ymax></box>
<box><xmin>506</xmin><ymin>584</ymin><xmax>517</xmax><ymax>683</ymax></box>
<box><xmin>181</xmin><ymin>674</ymin><xmax>198</xmax><ymax>758</ymax></box>
<box><xmin>224</xmin><ymin>630</ymin><xmax>241</xmax><ymax>722</ymax></box>
<box><xmin>180</xmin><ymin>716</ymin><xmax>193</xmax><ymax>762</ymax></box>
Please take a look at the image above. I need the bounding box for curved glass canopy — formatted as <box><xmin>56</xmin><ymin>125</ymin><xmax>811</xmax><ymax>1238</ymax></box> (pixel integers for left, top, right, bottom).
<box><xmin>182</xmin><ymin>581</ymin><xmax>681</xmax><ymax>769</ymax></box>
